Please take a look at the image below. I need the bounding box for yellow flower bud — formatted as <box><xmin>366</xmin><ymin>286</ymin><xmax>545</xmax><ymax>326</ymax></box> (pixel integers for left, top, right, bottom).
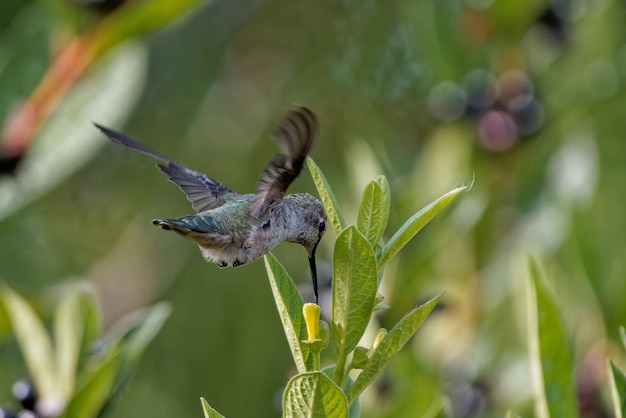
<box><xmin>303</xmin><ymin>303</ymin><xmax>320</xmax><ymax>343</ymax></box>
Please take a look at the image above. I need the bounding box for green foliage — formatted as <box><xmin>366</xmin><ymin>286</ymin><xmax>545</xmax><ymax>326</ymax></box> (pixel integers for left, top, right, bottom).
<box><xmin>201</xmin><ymin>397</ymin><xmax>225</xmax><ymax>418</ymax></box>
<box><xmin>527</xmin><ymin>260</ymin><xmax>579</xmax><ymax>418</ymax></box>
<box><xmin>283</xmin><ymin>372</ymin><xmax>347</xmax><ymax>418</ymax></box>
<box><xmin>608</xmin><ymin>327</ymin><xmax>626</xmax><ymax>418</ymax></box>
<box><xmin>0</xmin><ymin>286</ymin><xmax>170</xmax><ymax>418</ymax></box>
<box><xmin>608</xmin><ymin>360</ymin><xmax>626</xmax><ymax>418</ymax></box>
<box><xmin>331</xmin><ymin>226</ymin><xmax>377</xmax><ymax>385</ymax></box>
<box><xmin>307</xmin><ymin>159</ymin><xmax>347</xmax><ymax>235</ymax></box>
<box><xmin>200</xmin><ymin>162</ymin><xmax>468</xmax><ymax>417</ymax></box>
<box><xmin>264</xmin><ymin>253</ymin><xmax>313</xmax><ymax>373</ymax></box>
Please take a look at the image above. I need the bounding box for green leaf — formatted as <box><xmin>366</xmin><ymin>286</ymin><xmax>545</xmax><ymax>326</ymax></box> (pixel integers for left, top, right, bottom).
<box><xmin>378</xmin><ymin>183</ymin><xmax>471</xmax><ymax>267</ymax></box>
<box><xmin>505</xmin><ymin>411</ymin><xmax>523</xmax><ymax>418</ymax></box>
<box><xmin>60</xmin><ymin>354</ymin><xmax>119</xmax><ymax>418</ymax></box>
<box><xmin>283</xmin><ymin>372</ymin><xmax>348</xmax><ymax>418</ymax></box>
<box><xmin>54</xmin><ymin>289</ymin><xmax>97</xmax><ymax>400</ymax></box>
<box><xmin>527</xmin><ymin>260</ymin><xmax>579</xmax><ymax>418</ymax></box>
<box><xmin>307</xmin><ymin>158</ymin><xmax>347</xmax><ymax>235</ymax></box>
<box><xmin>620</xmin><ymin>326</ymin><xmax>626</xmax><ymax>351</ymax></box>
<box><xmin>332</xmin><ymin>226</ymin><xmax>377</xmax><ymax>383</ymax></box>
<box><xmin>0</xmin><ymin>286</ymin><xmax>59</xmax><ymax>400</ymax></box>
<box><xmin>357</xmin><ymin>179</ymin><xmax>389</xmax><ymax>246</ymax></box>
<box><xmin>345</xmin><ymin>294</ymin><xmax>442</xmax><ymax>405</ymax></box>
<box><xmin>375</xmin><ymin>175</ymin><xmax>390</xmax><ymax>221</ymax></box>
<box><xmin>104</xmin><ymin>302</ymin><xmax>171</xmax><ymax>394</ymax></box>
<box><xmin>201</xmin><ymin>397</ymin><xmax>226</xmax><ymax>418</ymax></box>
<box><xmin>608</xmin><ymin>360</ymin><xmax>626</xmax><ymax>418</ymax></box>
<box><xmin>118</xmin><ymin>302</ymin><xmax>171</xmax><ymax>362</ymax></box>
<box><xmin>264</xmin><ymin>253</ymin><xmax>312</xmax><ymax>373</ymax></box>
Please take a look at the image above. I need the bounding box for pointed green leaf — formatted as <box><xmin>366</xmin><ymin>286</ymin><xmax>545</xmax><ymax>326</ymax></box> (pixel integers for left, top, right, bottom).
<box><xmin>375</xmin><ymin>175</ymin><xmax>390</xmax><ymax>221</ymax></box>
<box><xmin>102</xmin><ymin>302</ymin><xmax>171</xmax><ymax>395</ymax></box>
<box><xmin>0</xmin><ymin>286</ymin><xmax>59</xmax><ymax>400</ymax></box>
<box><xmin>60</xmin><ymin>354</ymin><xmax>119</xmax><ymax>418</ymax></box>
<box><xmin>505</xmin><ymin>411</ymin><xmax>523</xmax><ymax>418</ymax></box>
<box><xmin>378</xmin><ymin>184</ymin><xmax>471</xmax><ymax>267</ymax></box>
<box><xmin>346</xmin><ymin>294</ymin><xmax>441</xmax><ymax>405</ymax></box>
<box><xmin>332</xmin><ymin>227</ymin><xmax>377</xmax><ymax>382</ymax></box>
<box><xmin>307</xmin><ymin>158</ymin><xmax>347</xmax><ymax>235</ymax></box>
<box><xmin>608</xmin><ymin>360</ymin><xmax>626</xmax><ymax>418</ymax></box>
<box><xmin>264</xmin><ymin>253</ymin><xmax>312</xmax><ymax>373</ymax></box>
<box><xmin>118</xmin><ymin>302</ymin><xmax>171</xmax><ymax>362</ymax></box>
<box><xmin>357</xmin><ymin>179</ymin><xmax>389</xmax><ymax>246</ymax></box>
<box><xmin>527</xmin><ymin>260</ymin><xmax>578</xmax><ymax>418</ymax></box>
<box><xmin>201</xmin><ymin>397</ymin><xmax>226</xmax><ymax>418</ymax></box>
<box><xmin>55</xmin><ymin>290</ymin><xmax>92</xmax><ymax>400</ymax></box>
<box><xmin>283</xmin><ymin>372</ymin><xmax>348</xmax><ymax>418</ymax></box>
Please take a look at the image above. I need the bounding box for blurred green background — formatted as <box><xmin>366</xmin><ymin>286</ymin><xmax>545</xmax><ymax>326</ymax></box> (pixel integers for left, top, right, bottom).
<box><xmin>1</xmin><ymin>0</ymin><xmax>626</xmax><ymax>416</ymax></box>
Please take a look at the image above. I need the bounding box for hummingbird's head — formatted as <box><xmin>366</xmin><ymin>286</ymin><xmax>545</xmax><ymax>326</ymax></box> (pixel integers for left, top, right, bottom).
<box><xmin>286</xmin><ymin>193</ymin><xmax>327</xmax><ymax>255</ymax></box>
<box><xmin>285</xmin><ymin>193</ymin><xmax>326</xmax><ymax>304</ymax></box>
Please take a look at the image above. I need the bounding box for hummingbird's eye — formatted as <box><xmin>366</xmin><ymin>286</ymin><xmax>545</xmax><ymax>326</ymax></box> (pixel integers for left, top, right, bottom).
<box><xmin>319</xmin><ymin>220</ymin><xmax>326</xmax><ymax>233</ymax></box>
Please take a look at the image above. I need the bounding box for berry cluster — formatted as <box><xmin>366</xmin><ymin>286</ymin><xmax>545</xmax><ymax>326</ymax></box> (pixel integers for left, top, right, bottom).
<box><xmin>427</xmin><ymin>69</ymin><xmax>544</xmax><ymax>152</ymax></box>
<box><xmin>1</xmin><ymin>381</ymin><xmax>39</xmax><ymax>418</ymax></box>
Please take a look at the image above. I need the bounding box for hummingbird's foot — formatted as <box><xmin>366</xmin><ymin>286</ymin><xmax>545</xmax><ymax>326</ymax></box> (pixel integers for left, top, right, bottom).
<box><xmin>217</xmin><ymin>260</ymin><xmax>228</xmax><ymax>268</ymax></box>
<box><xmin>232</xmin><ymin>259</ymin><xmax>243</xmax><ymax>267</ymax></box>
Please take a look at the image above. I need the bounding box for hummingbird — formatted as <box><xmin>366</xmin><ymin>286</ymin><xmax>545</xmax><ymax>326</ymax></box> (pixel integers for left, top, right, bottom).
<box><xmin>94</xmin><ymin>106</ymin><xmax>327</xmax><ymax>303</ymax></box>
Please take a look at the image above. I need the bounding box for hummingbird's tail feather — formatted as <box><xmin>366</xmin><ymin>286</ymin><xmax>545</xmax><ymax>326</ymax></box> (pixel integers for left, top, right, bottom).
<box><xmin>152</xmin><ymin>218</ymin><xmax>232</xmax><ymax>248</ymax></box>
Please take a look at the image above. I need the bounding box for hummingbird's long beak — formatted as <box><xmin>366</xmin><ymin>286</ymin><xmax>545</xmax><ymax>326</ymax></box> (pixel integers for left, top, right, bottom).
<box><xmin>308</xmin><ymin>245</ymin><xmax>319</xmax><ymax>305</ymax></box>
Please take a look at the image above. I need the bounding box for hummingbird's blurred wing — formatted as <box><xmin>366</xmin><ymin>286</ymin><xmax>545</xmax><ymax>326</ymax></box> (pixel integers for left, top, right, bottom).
<box><xmin>250</xmin><ymin>106</ymin><xmax>318</xmax><ymax>218</ymax></box>
<box><xmin>95</xmin><ymin>123</ymin><xmax>236</xmax><ymax>212</ymax></box>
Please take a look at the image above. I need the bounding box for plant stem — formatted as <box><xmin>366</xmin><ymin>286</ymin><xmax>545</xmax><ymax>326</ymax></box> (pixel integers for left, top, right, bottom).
<box><xmin>332</xmin><ymin>351</ymin><xmax>346</xmax><ymax>386</ymax></box>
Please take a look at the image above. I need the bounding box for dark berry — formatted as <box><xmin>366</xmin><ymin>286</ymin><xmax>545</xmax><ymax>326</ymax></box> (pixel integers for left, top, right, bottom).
<box><xmin>11</xmin><ymin>381</ymin><xmax>37</xmax><ymax>411</ymax></box>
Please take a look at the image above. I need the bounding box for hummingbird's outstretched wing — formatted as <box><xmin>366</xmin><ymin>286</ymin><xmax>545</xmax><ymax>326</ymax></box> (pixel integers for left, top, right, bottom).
<box><xmin>250</xmin><ymin>106</ymin><xmax>318</xmax><ymax>218</ymax></box>
<box><xmin>94</xmin><ymin>123</ymin><xmax>236</xmax><ymax>212</ymax></box>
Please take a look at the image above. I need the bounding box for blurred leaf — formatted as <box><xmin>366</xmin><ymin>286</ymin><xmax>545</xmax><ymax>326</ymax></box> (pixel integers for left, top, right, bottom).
<box><xmin>54</xmin><ymin>289</ymin><xmax>93</xmax><ymax>400</ymax></box>
<box><xmin>104</xmin><ymin>302</ymin><xmax>171</xmax><ymax>394</ymax></box>
<box><xmin>61</xmin><ymin>354</ymin><xmax>119</xmax><ymax>418</ymax></box>
<box><xmin>345</xmin><ymin>293</ymin><xmax>441</xmax><ymax>405</ymax></box>
<box><xmin>620</xmin><ymin>327</ymin><xmax>626</xmax><ymax>350</ymax></box>
<box><xmin>283</xmin><ymin>371</ymin><xmax>347</xmax><ymax>418</ymax></box>
<box><xmin>307</xmin><ymin>158</ymin><xmax>347</xmax><ymax>235</ymax></box>
<box><xmin>200</xmin><ymin>397</ymin><xmax>226</xmax><ymax>418</ymax></box>
<box><xmin>505</xmin><ymin>411</ymin><xmax>523</xmax><ymax>418</ymax></box>
<box><xmin>332</xmin><ymin>226</ymin><xmax>377</xmax><ymax>383</ymax></box>
<box><xmin>0</xmin><ymin>4</ymin><xmax>50</xmax><ymax>123</ymax></box>
<box><xmin>0</xmin><ymin>41</ymin><xmax>147</xmax><ymax>220</ymax></box>
<box><xmin>608</xmin><ymin>360</ymin><xmax>626</xmax><ymax>418</ymax></box>
<box><xmin>378</xmin><ymin>183</ymin><xmax>471</xmax><ymax>267</ymax></box>
<box><xmin>0</xmin><ymin>285</ymin><xmax>59</xmax><ymax>400</ymax></box>
<box><xmin>119</xmin><ymin>302</ymin><xmax>171</xmax><ymax>361</ymax></box>
<box><xmin>264</xmin><ymin>253</ymin><xmax>312</xmax><ymax>373</ymax></box>
<box><xmin>527</xmin><ymin>260</ymin><xmax>579</xmax><ymax>418</ymax></box>
<box><xmin>357</xmin><ymin>178</ymin><xmax>388</xmax><ymax>246</ymax></box>
<box><xmin>89</xmin><ymin>0</ymin><xmax>208</xmax><ymax>60</ymax></box>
